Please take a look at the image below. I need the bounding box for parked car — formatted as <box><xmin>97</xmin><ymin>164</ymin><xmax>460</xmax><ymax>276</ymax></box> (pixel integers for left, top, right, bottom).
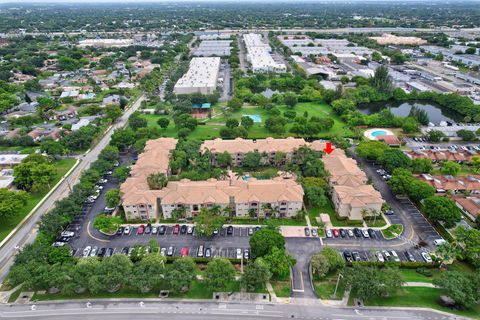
<box><xmin>347</xmin><ymin>229</ymin><xmax>354</xmax><ymax>237</ymax></box>
<box><xmin>97</xmin><ymin>247</ymin><xmax>106</xmax><ymax>257</ymax></box>
<box><xmin>255</xmin><ymin>226</ymin><xmax>261</xmax><ymax>232</ymax></box>
<box><xmin>326</xmin><ymin>229</ymin><xmax>333</xmax><ymax>238</ymax></box>
<box><xmin>343</xmin><ymin>251</ymin><xmax>353</xmax><ymax>263</ymax></box>
<box><xmin>304</xmin><ymin>228</ymin><xmax>310</xmax><ymax>236</ymax></box>
<box><xmin>311</xmin><ymin>228</ymin><xmax>318</xmax><ymax>237</ymax></box>
<box><xmin>181</xmin><ymin>247</ymin><xmax>189</xmax><ymax>257</ymax></box>
<box><xmin>421</xmin><ymin>252</ymin><xmax>433</xmax><ymax>263</ymax></box>
<box><xmin>197</xmin><ymin>245</ymin><xmax>204</xmax><ymax>257</ymax></box>
<box><xmin>52</xmin><ymin>242</ymin><xmax>66</xmax><ymax>247</ymax></box>
<box><xmin>167</xmin><ymin>246</ymin><xmax>174</xmax><ymax>256</ymax></box>
<box><xmin>213</xmin><ymin>228</ymin><xmax>219</xmax><ymax>235</ymax></box>
<box><xmin>159</xmin><ymin>225</ymin><xmax>166</xmax><ymax>235</ymax></box>
<box><xmin>433</xmin><ymin>239</ymin><xmax>447</xmax><ymax>246</ymax></box>
<box><xmin>382</xmin><ymin>250</ymin><xmax>391</xmax><ymax>260</ymax></box>
<box><xmin>353</xmin><ymin>228</ymin><xmax>362</xmax><ymax>237</ymax></box>
<box><xmin>361</xmin><ymin>229</ymin><xmax>370</xmax><ymax>238</ymax></box>
<box><xmin>160</xmin><ymin>248</ymin><xmax>167</xmax><ymax>256</ymax></box>
<box><xmin>151</xmin><ymin>226</ymin><xmax>158</xmax><ymax>234</ymax></box>
<box><xmin>332</xmin><ymin>229</ymin><xmax>339</xmax><ymax>237</ymax></box>
<box><xmin>173</xmin><ymin>224</ymin><xmax>180</xmax><ymax>234</ymax></box>
<box><xmin>352</xmin><ymin>251</ymin><xmax>361</xmax><ymax>262</ymax></box>
<box><xmin>385</xmin><ymin>209</ymin><xmax>395</xmax><ymax>215</ymax></box>
<box><xmin>187</xmin><ymin>226</ymin><xmax>194</xmax><ymax>234</ymax></box>
<box><xmin>180</xmin><ymin>225</ymin><xmax>188</xmax><ymax>234</ymax></box>
<box><xmin>104</xmin><ymin>206</ymin><xmax>115</xmax><ymax>213</ymax></box>
<box><xmin>339</xmin><ymin>229</ymin><xmax>346</xmax><ymax>238</ymax></box>
<box><xmin>236</xmin><ymin>248</ymin><xmax>242</xmax><ymax>259</ymax></box>
<box><xmin>61</xmin><ymin>231</ymin><xmax>75</xmax><ymax>237</ymax></box>
<box><xmin>124</xmin><ymin>226</ymin><xmax>132</xmax><ymax>235</ymax></box>
<box><xmin>144</xmin><ymin>224</ymin><xmax>151</xmax><ymax>234</ymax></box>
<box><xmin>405</xmin><ymin>251</ymin><xmax>416</xmax><ymax>262</ymax></box>
<box><xmin>367</xmin><ymin>228</ymin><xmax>376</xmax><ymax>239</ymax></box>
<box><xmin>244</xmin><ymin>249</ymin><xmax>250</xmax><ymax>259</ymax></box>
<box><xmin>116</xmin><ymin>227</ymin><xmax>124</xmax><ymax>236</ymax></box>
<box><xmin>390</xmin><ymin>250</ymin><xmax>400</xmax><ymax>262</ymax></box>
<box><xmin>248</xmin><ymin>228</ymin><xmax>254</xmax><ymax>236</ymax></box>
<box><xmin>137</xmin><ymin>225</ymin><xmax>145</xmax><ymax>235</ymax></box>
<box><xmin>105</xmin><ymin>248</ymin><xmax>114</xmax><ymax>257</ymax></box>
<box><xmin>375</xmin><ymin>251</ymin><xmax>385</xmax><ymax>263</ymax></box>
<box><xmin>205</xmin><ymin>248</ymin><xmax>212</xmax><ymax>258</ymax></box>
<box><xmin>121</xmin><ymin>247</ymin><xmax>129</xmax><ymax>255</ymax></box>
<box><xmin>227</xmin><ymin>226</ymin><xmax>234</xmax><ymax>235</ymax></box>
<box><xmin>83</xmin><ymin>246</ymin><xmax>92</xmax><ymax>257</ymax></box>
<box><xmin>90</xmin><ymin>246</ymin><xmax>98</xmax><ymax>257</ymax></box>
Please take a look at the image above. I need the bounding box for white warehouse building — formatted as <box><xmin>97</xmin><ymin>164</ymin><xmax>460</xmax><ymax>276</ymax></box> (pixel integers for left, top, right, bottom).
<box><xmin>173</xmin><ymin>57</ymin><xmax>221</xmax><ymax>95</ymax></box>
<box><xmin>243</xmin><ymin>33</ymin><xmax>286</xmax><ymax>73</ymax></box>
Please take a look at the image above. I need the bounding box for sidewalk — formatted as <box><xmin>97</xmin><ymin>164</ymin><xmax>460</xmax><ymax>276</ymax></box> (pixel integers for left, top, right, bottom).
<box><xmin>403</xmin><ymin>282</ymin><xmax>437</xmax><ymax>288</ymax></box>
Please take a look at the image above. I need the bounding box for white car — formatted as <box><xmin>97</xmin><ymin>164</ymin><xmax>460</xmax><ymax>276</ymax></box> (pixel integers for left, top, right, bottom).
<box><xmin>197</xmin><ymin>245</ymin><xmax>204</xmax><ymax>257</ymax></box>
<box><xmin>326</xmin><ymin>229</ymin><xmax>333</xmax><ymax>238</ymax></box>
<box><xmin>124</xmin><ymin>226</ymin><xmax>132</xmax><ymax>235</ymax></box>
<box><xmin>382</xmin><ymin>250</ymin><xmax>391</xmax><ymax>260</ymax></box>
<box><xmin>160</xmin><ymin>248</ymin><xmax>167</xmax><ymax>256</ymax></box>
<box><xmin>90</xmin><ymin>246</ymin><xmax>98</xmax><ymax>257</ymax></box>
<box><xmin>362</xmin><ymin>229</ymin><xmax>370</xmax><ymax>238</ymax></box>
<box><xmin>433</xmin><ymin>239</ymin><xmax>447</xmax><ymax>246</ymax></box>
<box><xmin>421</xmin><ymin>252</ymin><xmax>433</xmax><ymax>263</ymax></box>
<box><xmin>347</xmin><ymin>229</ymin><xmax>354</xmax><ymax>237</ymax></box>
<box><xmin>375</xmin><ymin>251</ymin><xmax>385</xmax><ymax>263</ymax></box>
<box><xmin>52</xmin><ymin>242</ymin><xmax>66</xmax><ymax>247</ymax></box>
<box><xmin>390</xmin><ymin>250</ymin><xmax>400</xmax><ymax>262</ymax></box>
<box><xmin>83</xmin><ymin>246</ymin><xmax>92</xmax><ymax>257</ymax></box>
<box><xmin>236</xmin><ymin>248</ymin><xmax>242</xmax><ymax>259</ymax></box>
<box><xmin>61</xmin><ymin>231</ymin><xmax>75</xmax><ymax>237</ymax></box>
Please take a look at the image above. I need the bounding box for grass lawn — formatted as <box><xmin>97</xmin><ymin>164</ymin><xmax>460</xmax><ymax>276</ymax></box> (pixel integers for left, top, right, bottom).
<box><xmin>382</xmin><ymin>224</ymin><xmax>403</xmax><ymax>239</ymax></box>
<box><xmin>32</xmin><ymin>289</ymin><xmax>159</xmax><ymax>301</ymax></box>
<box><xmin>0</xmin><ymin>158</ymin><xmax>77</xmax><ymax>242</ymax></box>
<box><xmin>307</xmin><ymin>203</ymin><xmax>363</xmax><ymax>228</ymax></box>
<box><xmin>270</xmin><ymin>279</ymin><xmax>291</xmax><ymax>298</ymax></box>
<box><xmin>313</xmin><ymin>274</ymin><xmax>346</xmax><ymax>300</ymax></box>
<box><xmin>399</xmin><ymin>269</ymin><xmax>439</xmax><ymax>283</ymax></box>
<box><xmin>141</xmin><ymin>102</ymin><xmax>352</xmax><ymax>140</ymax></box>
<box><xmin>170</xmin><ymin>280</ymin><xmax>240</xmax><ymax>299</ymax></box>
<box><xmin>0</xmin><ymin>146</ymin><xmax>38</xmax><ymax>154</ymax></box>
<box><xmin>7</xmin><ymin>286</ymin><xmax>23</xmax><ymax>303</ymax></box>
<box><xmin>364</xmin><ymin>287</ymin><xmax>480</xmax><ymax>319</ymax></box>
<box><xmin>364</xmin><ymin>216</ymin><xmax>387</xmax><ymax>228</ymax></box>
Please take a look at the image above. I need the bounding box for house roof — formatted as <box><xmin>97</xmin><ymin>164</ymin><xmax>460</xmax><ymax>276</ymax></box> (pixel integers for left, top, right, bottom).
<box><xmin>333</xmin><ymin>184</ymin><xmax>383</xmax><ymax>207</ymax></box>
<box><xmin>322</xmin><ymin>149</ymin><xmax>367</xmax><ymax>186</ymax></box>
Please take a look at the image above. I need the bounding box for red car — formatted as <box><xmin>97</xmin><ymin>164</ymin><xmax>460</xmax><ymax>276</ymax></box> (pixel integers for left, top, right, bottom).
<box><xmin>137</xmin><ymin>225</ymin><xmax>145</xmax><ymax>235</ymax></box>
<box><xmin>173</xmin><ymin>224</ymin><xmax>180</xmax><ymax>235</ymax></box>
<box><xmin>181</xmin><ymin>247</ymin><xmax>189</xmax><ymax>257</ymax></box>
<box><xmin>332</xmin><ymin>229</ymin><xmax>339</xmax><ymax>237</ymax></box>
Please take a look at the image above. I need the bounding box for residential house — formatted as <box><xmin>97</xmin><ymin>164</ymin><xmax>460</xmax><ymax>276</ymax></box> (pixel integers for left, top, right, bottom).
<box><xmin>417</xmin><ymin>174</ymin><xmax>480</xmax><ymax>193</ymax></box>
<box><xmin>406</xmin><ymin>149</ymin><xmax>476</xmax><ymax>163</ymax></box>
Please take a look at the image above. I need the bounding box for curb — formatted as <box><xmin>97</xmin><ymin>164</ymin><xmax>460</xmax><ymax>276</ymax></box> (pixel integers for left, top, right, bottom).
<box><xmin>0</xmin><ymin>158</ymin><xmax>81</xmax><ymax>249</ymax></box>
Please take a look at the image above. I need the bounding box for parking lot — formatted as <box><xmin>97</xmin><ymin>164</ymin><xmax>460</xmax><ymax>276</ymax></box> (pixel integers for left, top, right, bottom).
<box><xmin>339</xmin><ymin>248</ymin><xmax>431</xmax><ymax>263</ymax></box>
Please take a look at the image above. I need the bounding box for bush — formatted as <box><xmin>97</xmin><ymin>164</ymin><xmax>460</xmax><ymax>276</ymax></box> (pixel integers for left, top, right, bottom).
<box><xmin>416</xmin><ymin>267</ymin><xmax>433</xmax><ymax>277</ymax></box>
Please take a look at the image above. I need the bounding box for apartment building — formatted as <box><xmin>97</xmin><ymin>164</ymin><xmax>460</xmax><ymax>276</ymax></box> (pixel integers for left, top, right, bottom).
<box><xmin>417</xmin><ymin>174</ymin><xmax>480</xmax><ymax>193</ymax></box>
<box><xmin>157</xmin><ymin>177</ymin><xmax>304</xmax><ymax>219</ymax></box>
<box><xmin>173</xmin><ymin>57</ymin><xmax>221</xmax><ymax>95</ymax></box>
<box><xmin>322</xmin><ymin>149</ymin><xmax>383</xmax><ymax>220</ymax></box>
<box><xmin>243</xmin><ymin>33</ymin><xmax>286</xmax><ymax>73</ymax></box>
<box><xmin>406</xmin><ymin>149</ymin><xmax>477</xmax><ymax>163</ymax></box>
<box><xmin>200</xmin><ymin>137</ymin><xmax>326</xmax><ymax>166</ymax></box>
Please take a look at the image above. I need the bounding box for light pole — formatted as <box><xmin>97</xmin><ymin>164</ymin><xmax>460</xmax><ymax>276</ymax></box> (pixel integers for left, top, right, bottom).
<box><xmin>333</xmin><ymin>273</ymin><xmax>343</xmax><ymax>299</ymax></box>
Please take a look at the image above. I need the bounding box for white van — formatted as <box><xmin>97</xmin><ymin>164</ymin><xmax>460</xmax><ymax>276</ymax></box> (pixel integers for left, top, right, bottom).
<box><xmin>433</xmin><ymin>239</ymin><xmax>447</xmax><ymax>246</ymax></box>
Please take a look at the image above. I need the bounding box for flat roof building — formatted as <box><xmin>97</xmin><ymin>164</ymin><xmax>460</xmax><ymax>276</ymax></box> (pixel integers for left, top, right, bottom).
<box><xmin>194</xmin><ymin>40</ymin><xmax>232</xmax><ymax>57</ymax></box>
<box><xmin>243</xmin><ymin>33</ymin><xmax>286</xmax><ymax>73</ymax></box>
<box><xmin>173</xmin><ymin>57</ymin><xmax>221</xmax><ymax>95</ymax></box>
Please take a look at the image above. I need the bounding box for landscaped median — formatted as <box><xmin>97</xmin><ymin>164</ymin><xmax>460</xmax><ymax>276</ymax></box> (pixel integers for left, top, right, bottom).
<box><xmin>381</xmin><ymin>224</ymin><xmax>403</xmax><ymax>239</ymax></box>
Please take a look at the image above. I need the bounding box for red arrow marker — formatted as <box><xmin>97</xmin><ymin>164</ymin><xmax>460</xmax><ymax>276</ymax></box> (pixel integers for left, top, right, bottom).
<box><xmin>324</xmin><ymin>142</ymin><xmax>334</xmax><ymax>155</ymax></box>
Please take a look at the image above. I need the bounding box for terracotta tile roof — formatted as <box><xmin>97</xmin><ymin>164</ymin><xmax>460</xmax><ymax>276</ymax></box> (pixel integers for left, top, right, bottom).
<box><xmin>200</xmin><ymin>137</ymin><xmax>326</xmax><ymax>154</ymax></box>
<box><xmin>158</xmin><ymin>177</ymin><xmax>304</xmax><ymax>205</ymax></box>
<box><xmin>376</xmin><ymin>135</ymin><xmax>401</xmax><ymax>146</ymax></box>
<box><xmin>322</xmin><ymin>149</ymin><xmax>367</xmax><ymax>186</ymax></box>
<box><xmin>333</xmin><ymin>184</ymin><xmax>383</xmax><ymax>207</ymax></box>
<box><xmin>417</xmin><ymin>174</ymin><xmax>480</xmax><ymax>191</ymax></box>
<box><xmin>453</xmin><ymin>195</ymin><xmax>480</xmax><ymax>218</ymax></box>
<box><xmin>406</xmin><ymin>149</ymin><xmax>476</xmax><ymax>162</ymax></box>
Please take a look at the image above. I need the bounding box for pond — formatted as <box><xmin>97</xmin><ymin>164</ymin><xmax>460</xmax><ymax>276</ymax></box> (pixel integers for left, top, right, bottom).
<box><xmin>357</xmin><ymin>101</ymin><xmax>464</xmax><ymax>125</ymax></box>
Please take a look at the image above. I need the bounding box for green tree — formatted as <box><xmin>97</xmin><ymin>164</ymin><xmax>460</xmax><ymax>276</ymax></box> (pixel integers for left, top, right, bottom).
<box><xmin>147</xmin><ymin>172</ymin><xmax>167</xmax><ymax>190</ymax></box>
<box><xmin>204</xmin><ymin>257</ymin><xmax>236</xmax><ymax>291</ymax></box>
<box><xmin>98</xmin><ymin>254</ymin><xmax>133</xmax><ymax>292</ymax></box>
<box><xmin>441</xmin><ymin>161</ymin><xmax>461</xmax><ymax>176</ymax></box>
<box><xmin>164</xmin><ymin>257</ymin><xmax>196</xmax><ymax>293</ymax></box>
<box><xmin>411</xmin><ymin>158</ymin><xmax>433</xmax><ymax>173</ymax></box>
<box><xmin>226</xmin><ymin>118</ymin><xmax>239</xmax><ymax>129</ymax></box>
<box><xmin>40</xmin><ymin>139</ymin><xmax>66</xmax><ymax>157</ymax></box>
<box><xmin>423</xmin><ymin>196</ymin><xmax>462</xmax><ymax>228</ymax></box>
<box><xmin>249</xmin><ymin>228</ymin><xmax>285</xmax><ymax>258</ymax></box>
<box><xmin>310</xmin><ymin>252</ymin><xmax>330</xmax><ymax>278</ymax></box>
<box><xmin>457</xmin><ymin>129</ymin><xmax>477</xmax><ymax>141</ymax></box>
<box><xmin>113</xmin><ymin>166</ymin><xmax>130</xmax><ymax>182</ymax></box>
<box><xmin>379</xmin><ymin>149</ymin><xmax>412</xmax><ymax>173</ymax></box>
<box><xmin>227</xmin><ymin>97</ymin><xmax>243</xmax><ymax>111</ymax></box>
<box><xmin>345</xmin><ymin>265</ymin><xmax>401</xmax><ymax>301</ymax></box>
<box><xmin>401</xmin><ymin>117</ymin><xmax>418</xmax><ymax>133</ymax></box>
<box><xmin>241</xmin><ymin>258</ymin><xmax>271</xmax><ymax>291</ymax></box>
<box><xmin>216</xmin><ymin>151</ymin><xmax>232</xmax><ymax>168</ymax></box>
<box><xmin>130</xmin><ymin>254</ymin><xmax>166</xmax><ymax>292</ymax></box>
<box><xmin>194</xmin><ymin>207</ymin><xmax>225</xmax><ymax>237</ymax></box>
<box><xmin>263</xmin><ymin>247</ymin><xmax>295</xmax><ymax>278</ymax></box>
<box><xmin>111</xmin><ymin>128</ymin><xmax>136</xmax><ymax>151</ymax></box>
<box><xmin>455</xmin><ymin>227</ymin><xmax>480</xmax><ymax>268</ymax></box>
<box><xmin>105</xmin><ymin>188</ymin><xmax>121</xmax><ymax>208</ymax></box>
<box><xmin>0</xmin><ymin>189</ymin><xmax>28</xmax><ymax>219</ymax></box>
<box><xmin>283</xmin><ymin>92</ymin><xmax>298</xmax><ymax>108</ymax></box>
<box><xmin>433</xmin><ymin>271</ymin><xmax>479</xmax><ymax>307</ymax></box>
<box><xmin>426</xmin><ymin>130</ymin><xmax>446</xmax><ymax>143</ymax></box>
<box><xmin>370</xmin><ymin>65</ymin><xmax>393</xmax><ymax>93</ymax></box>
<box><xmin>242</xmin><ymin>151</ymin><xmax>262</xmax><ymax>169</ymax></box>
<box><xmin>469</xmin><ymin>155</ymin><xmax>480</xmax><ymax>173</ymax></box>
<box><xmin>356</xmin><ymin>140</ymin><xmax>389</xmax><ymax>160</ymax></box>
<box><xmin>93</xmin><ymin>214</ymin><xmax>122</xmax><ymax>233</ymax></box>
<box><xmin>129</xmin><ymin>112</ymin><xmax>148</xmax><ymax>130</ymax></box>
<box><xmin>157</xmin><ymin>118</ymin><xmax>170</xmax><ymax>129</ymax></box>
<box><xmin>13</xmin><ymin>154</ymin><xmax>56</xmax><ymax>192</ymax></box>
<box><xmin>105</xmin><ymin>105</ymin><xmax>123</xmax><ymax>122</ymax></box>
<box><xmin>241</xmin><ymin>116</ymin><xmax>254</xmax><ymax>130</ymax></box>
<box><xmin>302</xmin><ymin>177</ymin><xmax>328</xmax><ymax>207</ymax></box>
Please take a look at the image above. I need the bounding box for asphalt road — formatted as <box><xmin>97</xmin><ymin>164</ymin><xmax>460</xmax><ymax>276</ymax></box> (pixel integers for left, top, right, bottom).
<box><xmin>0</xmin><ymin>95</ymin><xmax>145</xmax><ymax>282</ymax></box>
<box><xmin>0</xmin><ymin>300</ymin><xmax>463</xmax><ymax>320</ymax></box>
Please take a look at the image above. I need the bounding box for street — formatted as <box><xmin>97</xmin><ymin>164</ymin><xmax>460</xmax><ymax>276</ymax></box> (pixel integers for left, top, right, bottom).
<box><xmin>0</xmin><ymin>95</ymin><xmax>145</xmax><ymax>282</ymax></box>
<box><xmin>0</xmin><ymin>300</ymin><xmax>462</xmax><ymax>320</ymax></box>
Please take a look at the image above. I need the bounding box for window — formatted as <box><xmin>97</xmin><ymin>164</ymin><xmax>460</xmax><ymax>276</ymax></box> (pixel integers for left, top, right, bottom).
<box><xmin>193</xmin><ymin>204</ymin><xmax>199</xmax><ymax>211</ymax></box>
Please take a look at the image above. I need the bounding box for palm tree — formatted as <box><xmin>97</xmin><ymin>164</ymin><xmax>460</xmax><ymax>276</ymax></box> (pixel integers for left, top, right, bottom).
<box><xmin>369</xmin><ymin>208</ymin><xmax>380</xmax><ymax>226</ymax></box>
<box><xmin>360</xmin><ymin>208</ymin><xmax>370</xmax><ymax>221</ymax></box>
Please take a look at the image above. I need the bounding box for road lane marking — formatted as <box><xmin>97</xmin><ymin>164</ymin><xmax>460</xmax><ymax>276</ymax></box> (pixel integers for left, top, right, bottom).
<box><xmin>86</xmin><ymin>221</ymin><xmax>110</xmax><ymax>243</ymax></box>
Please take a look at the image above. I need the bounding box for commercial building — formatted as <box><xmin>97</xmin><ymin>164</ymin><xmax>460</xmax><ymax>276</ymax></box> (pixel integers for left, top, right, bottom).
<box><xmin>369</xmin><ymin>34</ymin><xmax>427</xmax><ymax>45</ymax></box>
<box><xmin>243</xmin><ymin>33</ymin><xmax>286</xmax><ymax>73</ymax></box>
<box><xmin>173</xmin><ymin>57</ymin><xmax>221</xmax><ymax>95</ymax></box>
<box><xmin>0</xmin><ymin>154</ymin><xmax>28</xmax><ymax>168</ymax></box>
<box><xmin>201</xmin><ymin>137</ymin><xmax>326</xmax><ymax>166</ymax></box>
<box><xmin>194</xmin><ymin>40</ymin><xmax>232</xmax><ymax>57</ymax></box>
<box><xmin>278</xmin><ymin>35</ymin><xmax>373</xmax><ymax>57</ymax></box>
<box><xmin>77</xmin><ymin>39</ymin><xmax>134</xmax><ymax>48</ymax></box>
<box><xmin>322</xmin><ymin>149</ymin><xmax>383</xmax><ymax>220</ymax></box>
<box><xmin>157</xmin><ymin>177</ymin><xmax>304</xmax><ymax>219</ymax></box>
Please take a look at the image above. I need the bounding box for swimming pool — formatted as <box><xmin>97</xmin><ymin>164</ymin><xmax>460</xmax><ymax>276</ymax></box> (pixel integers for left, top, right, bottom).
<box><xmin>371</xmin><ymin>130</ymin><xmax>387</xmax><ymax>137</ymax></box>
<box><xmin>246</xmin><ymin>114</ymin><xmax>262</xmax><ymax>123</ymax></box>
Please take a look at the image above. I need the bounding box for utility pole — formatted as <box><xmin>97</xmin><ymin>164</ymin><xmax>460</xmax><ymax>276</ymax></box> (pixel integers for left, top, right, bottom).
<box><xmin>333</xmin><ymin>273</ymin><xmax>343</xmax><ymax>299</ymax></box>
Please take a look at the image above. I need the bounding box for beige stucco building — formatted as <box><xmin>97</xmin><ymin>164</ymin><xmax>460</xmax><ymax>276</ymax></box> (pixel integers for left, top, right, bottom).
<box><xmin>322</xmin><ymin>149</ymin><xmax>383</xmax><ymax>220</ymax></box>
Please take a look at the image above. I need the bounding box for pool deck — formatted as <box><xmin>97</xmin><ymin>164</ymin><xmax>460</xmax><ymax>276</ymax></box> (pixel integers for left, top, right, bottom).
<box><xmin>364</xmin><ymin>128</ymin><xmax>395</xmax><ymax>140</ymax></box>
